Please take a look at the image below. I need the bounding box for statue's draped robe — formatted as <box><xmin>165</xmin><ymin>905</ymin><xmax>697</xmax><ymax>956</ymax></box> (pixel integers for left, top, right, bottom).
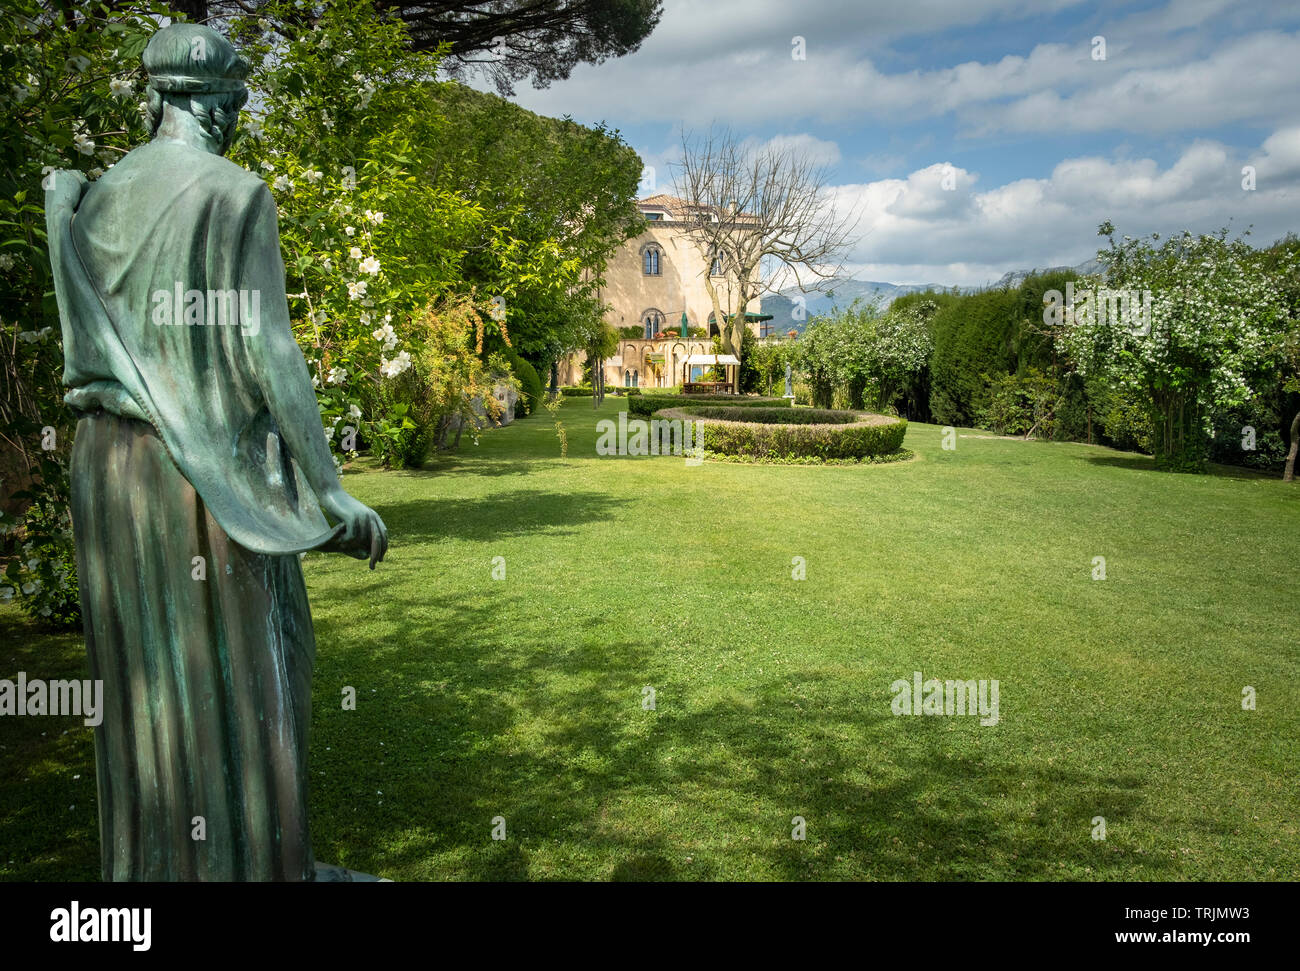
<box><xmin>47</xmin><ymin>141</ymin><xmax>342</xmax><ymax>881</ymax></box>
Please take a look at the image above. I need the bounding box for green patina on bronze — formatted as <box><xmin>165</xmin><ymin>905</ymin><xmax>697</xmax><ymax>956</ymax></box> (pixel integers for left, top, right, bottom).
<box><xmin>45</xmin><ymin>23</ymin><xmax>387</xmax><ymax>881</ymax></box>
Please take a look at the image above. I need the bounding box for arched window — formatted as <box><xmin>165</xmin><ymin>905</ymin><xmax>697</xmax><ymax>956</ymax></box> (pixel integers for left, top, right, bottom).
<box><xmin>709</xmin><ymin>248</ymin><xmax>724</xmax><ymax>276</ymax></box>
<box><xmin>624</xmin><ymin>369</ymin><xmax>631</xmax><ymax>387</ymax></box>
<box><xmin>642</xmin><ymin>308</ymin><xmax>664</xmax><ymax>338</ymax></box>
<box><xmin>642</xmin><ymin>244</ymin><xmax>662</xmax><ymax>276</ymax></box>
<box><xmin>707</xmin><ymin>311</ymin><xmax>721</xmax><ymax>338</ymax></box>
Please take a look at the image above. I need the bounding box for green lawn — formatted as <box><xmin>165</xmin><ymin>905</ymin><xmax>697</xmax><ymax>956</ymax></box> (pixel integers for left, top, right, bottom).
<box><xmin>3</xmin><ymin>396</ymin><xmax>1298</xmax><ymax>881</ymax></box>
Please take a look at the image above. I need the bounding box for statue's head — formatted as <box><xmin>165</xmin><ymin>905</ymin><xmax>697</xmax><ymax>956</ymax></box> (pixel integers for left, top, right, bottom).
<box><xmin>143</xmin><ymin>23</ymin><xmax>249</xmax><ymax>155</ymax></box>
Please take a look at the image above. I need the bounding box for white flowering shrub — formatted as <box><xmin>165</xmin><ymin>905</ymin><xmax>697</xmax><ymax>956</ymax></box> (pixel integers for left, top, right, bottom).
<box><xmin>1064</xmin><ymin>224</ymin><xmax>1299</xmax><ymax>472</ymax></box>
<box><xmin>1</xmin><ymin>2</ymin><xmax>162</xmax><ymax>627</ymax></box>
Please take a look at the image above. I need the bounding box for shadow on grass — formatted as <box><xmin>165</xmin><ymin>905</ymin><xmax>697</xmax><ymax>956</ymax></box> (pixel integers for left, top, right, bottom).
<box><xmin>309</xmin><ymin>591</ymin><xmax>1170</xmax><ymax>883</ymax></box>
<box><xmin>1083</xmin><ymin>452</ymin><xmax>1289</xmax><ymax>483</ymax></box>
<box><xmin>369</xmin><ymin>489</ymin><xmax>626</xmax><ymax>545</ymax></box>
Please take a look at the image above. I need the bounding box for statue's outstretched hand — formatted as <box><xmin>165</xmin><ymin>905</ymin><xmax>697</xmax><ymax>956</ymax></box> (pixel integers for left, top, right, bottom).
<box><xmin>320</xmin><ymin>489</ymin><xmax>388</xmax><ymax>570</ymax></box>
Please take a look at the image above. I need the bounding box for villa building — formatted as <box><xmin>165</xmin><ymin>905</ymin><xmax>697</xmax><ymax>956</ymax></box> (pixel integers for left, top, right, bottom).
<box><xmin>559</xmin><ymin>194</ymin><xmax>773</xmax><ymax>389</ymax></box>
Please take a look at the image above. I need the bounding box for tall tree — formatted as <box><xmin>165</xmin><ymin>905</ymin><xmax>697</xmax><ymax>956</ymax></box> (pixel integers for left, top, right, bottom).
<box><xmin>168</xmin><ymin>0</ymin><xmax>662</xmax><ymax>93</ymax></box>
<box><xmin>673</xmin><ymin>128</ymin><xmax>858</xmax><ymax>372</ymax></box>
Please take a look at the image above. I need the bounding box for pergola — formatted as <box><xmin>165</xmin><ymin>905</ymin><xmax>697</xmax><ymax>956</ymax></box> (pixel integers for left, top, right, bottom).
<box><xmin>683</xmin><ymin>353</ymin><xmax>740</xmax><ymax>394</ymax></box>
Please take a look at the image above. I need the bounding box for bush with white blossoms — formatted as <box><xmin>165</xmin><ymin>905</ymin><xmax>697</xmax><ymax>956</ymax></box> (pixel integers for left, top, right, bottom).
<box><xmin>1</xmin><ymin>1</ymin><xmax>162</xmax><ymax>627</ymax></box>
<box><xmin>228</xmin><ymin>0</ymin><xmax>500</xmax><ymax>469</ymax></box>
<box><xmin>1064</xmin><ymin>224</ymin><xmax>1300</xmax><ymax>472</ymax></box>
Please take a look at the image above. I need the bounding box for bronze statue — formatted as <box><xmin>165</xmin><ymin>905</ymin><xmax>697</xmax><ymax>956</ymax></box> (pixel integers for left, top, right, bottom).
<box><xmin>45</xmin><ymin>22</ymin><xmax>387</xmax><ymax>881</ymax></box>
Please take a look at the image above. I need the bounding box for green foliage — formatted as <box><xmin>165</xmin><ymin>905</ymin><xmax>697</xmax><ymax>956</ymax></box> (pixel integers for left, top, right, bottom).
<box><xmin>928</xmin><ymin>287</ymin><xmax>1021</xmax><ymax>426</ymax></box>
<box><xmin>795</xmin><ymin>318</ymin><xmax>839</xmax><ymax>408</ymax></box>
<box><xmin>504</xmin><ymin>346</ymin><xmax>544</xmax><ymax>416</ymax></box>
<box><xmin>0</xmin><ymin>1</ymin><xmax>169</xmax><ymax>627</ymax></box>
<box><xmin>979</xmin><ymin>368</ymin><xmax>1063</xmax><ymax>438</ymax></box>
<box><xmin>1065</xmin><ymin>227</ymin><xmax>1298</xmax><ymax>473</ymax></box>
<box><xmin>746</xmin><ymin>337</ymin><xmax>799</xmax><ymax>397</ymax></box>
<box><xmin>0</xmin><ymin>452</ymin><xmax>78</xmax><ymax>628</ymax></box>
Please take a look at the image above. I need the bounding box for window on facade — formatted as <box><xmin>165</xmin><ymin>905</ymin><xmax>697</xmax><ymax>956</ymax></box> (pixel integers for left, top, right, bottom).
<box><xmin>642</xmin><ymin>245</ymin><xmax>661</xmax><ymax>276</ymax></box>
<box><xmin>642</xmin><ymin>309</ymin><xmax>663</xmax><ymax>338</ymax></box>
<box><xmin>710</xmin><ymin>252</ymin><xmax>723</xmax><ymax>276</ymax></box>
<box><xmin>645</xmin><ymin>212</ymin><xmax>663</xmax><ymax>221</ymax></box>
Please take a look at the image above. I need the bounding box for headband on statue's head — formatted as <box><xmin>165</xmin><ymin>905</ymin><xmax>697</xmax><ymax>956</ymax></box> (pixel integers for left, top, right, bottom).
<box><xmin>148</xmin><ymin>75</ymin><xmax>248</xmax><ymax>94</ymax></box>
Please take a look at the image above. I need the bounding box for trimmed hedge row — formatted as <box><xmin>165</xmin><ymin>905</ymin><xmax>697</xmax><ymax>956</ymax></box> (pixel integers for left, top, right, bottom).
<box><xmin>655</xmin><ymin>406</ymin><xmax>908</xmax><ymax>460</ymax></box>
<box><xmin>559</xmin><ymin>386</ymin><xmax>593</xmax><ymax>397</ymax></box>
<box><xmin>628</xmin><ymin>393</ymin><xmax>790</xmax><ymax>418</ymax></box>
<box><xmin>680</xmin><ymin>406</ymin><xmax>859</xmax><ymax>425</ymax></box>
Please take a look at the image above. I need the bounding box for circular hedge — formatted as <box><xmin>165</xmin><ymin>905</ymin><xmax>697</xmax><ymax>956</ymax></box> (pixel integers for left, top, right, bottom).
<box><xmin>653</xmin><ymin>406</ymin><xmax>908</xmax><ymax>461</ymax></box>
<box><xmin>627</xmin><ymin>393</ymin><xmax>790</xmax><ymax>418</ymax></box>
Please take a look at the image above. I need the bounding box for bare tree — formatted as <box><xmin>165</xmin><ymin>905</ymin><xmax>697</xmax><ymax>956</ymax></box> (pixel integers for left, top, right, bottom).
<box><xmin>673</xmin><ymin>129</ymin><xmax>859</xmax><ymax>364</ymax></box>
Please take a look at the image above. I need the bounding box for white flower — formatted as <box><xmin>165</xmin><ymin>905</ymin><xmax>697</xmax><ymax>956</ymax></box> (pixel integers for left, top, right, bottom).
<box><xmin>72</xmin><ymin>124</ymin><xmax>95</xmax><ymax>156</ymax></box>
<box><xmin>18</xmin><ymin>327</ymin><xmax>52</xmax><ymax>343</ymax></box>
<box><xmin>324</xmin><ymin>424</ymin><xmax>334</xmax><ymax>441</ymax></box>
<box><xmin>372</xmin><ymin>322</ymin><xmax>398</xmax><ymax>351</ymax></box>
<box><xmin>348</xmin><ymin>404</ymin><xmax>362</xmax><ymax>420</ymax></box>
<box><xmin>272</xmin><ymin>174</ymin><xmax>294</xmax><ymax>192</ymax></box>
<box><xmin>244</xmin><ymin>117</ymin><xmax>263</xmax><ymax>138</ymax></box>
<box><xmin>326</xmin><ymin>365</ymin><xmax>347</xmax><ymax>385</ymax></box>
<box><xmin>347</xmin><ymin>280</ymin><xmax>368</xmax><ymax>300</ymax></box>
<box><xmin>311</xmin><ymin>373</ymin><xmax>320</xmax><ymax>388</ymax></box>
<box><xmin>333</xmin><ymin>55</ymin><xmax>346</xmax><ymax>67</ymax></box>
<box><xmin>0</xmin><ymin>254</ymin><xmax>14</xmax><ymax>271</ymax></box>
<box><xmin>364</xmin><ymin>209</ymin><xmax>384</xmax><ymax>225</ymax></box>
<box><xmin>260</xmin><ymin>160</ymin><xmax>275</xmax><ymax>172</ymax></box>
<box><xmin>349</xmin><ymin>246</ymin><xmax>363</xmax><ymax>260</ymax></box>
<box><xmin>303</xmin><ymin>167</ymin><xmax>323</xmax><ymax>184</ymax></box>
<box><xmin>321</xmin><ymin>112</ymin><xmax>333</xmax><ymax>130</ymax></box>
<box><xmin>380</xmin><ymin>350</ymin><xmax>412</xmax><ymax>378</ymax></box>
<box><xmin>344</xmin><ymin>226</ymin><xmax>356</xmax><ymax>236</ymax></box>
<box><xmin>89</xmin><ymin>167</ymin><xmax>104</xmax><ymax>179</ymax></box>
<box><xmin>359</xmin><ymin>312</ymin><xmax>372</xmax><ymax>326</ymax></box>
<box><xmin>321</xmin><ymin>257</ymin><xmax>333</xmax><ymax>271</ymax></box>
<box><xmin>359</xmin><ymin>256</ymin><xmax>381</xmax><ymax>276</ymax></box>
<box><xmin>109</xmin><ymin>77</ymin><xmax>132</xmax><ymax>99</ymax></box>
<box><xmin>21</xmin><ymin>581</ymin><xmax>39</xmax><ymax>595</ymax></box>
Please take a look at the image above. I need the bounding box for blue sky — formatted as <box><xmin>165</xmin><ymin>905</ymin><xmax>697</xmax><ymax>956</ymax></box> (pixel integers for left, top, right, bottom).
<box><xmin>476</xmin><ymin>0</ymin><xmax>1300</xmax><ymax>288</ymax></box>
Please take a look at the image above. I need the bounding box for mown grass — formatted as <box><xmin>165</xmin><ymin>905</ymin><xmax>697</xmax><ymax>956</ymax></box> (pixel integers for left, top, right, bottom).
<box><xmin>2</xmin><ymin>396</ymin><xmax>1297</xmax><ymax>880</ymax></box>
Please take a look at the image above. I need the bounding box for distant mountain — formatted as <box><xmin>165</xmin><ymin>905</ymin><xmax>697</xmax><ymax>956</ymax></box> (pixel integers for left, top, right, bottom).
<box><xmin>990</xmin><ymin>257</ymin><xmax>1103</xmax><ymax>290</ymax></box>
<box><xmin>761</xmin><ymin>257</ymin><xmax>1103</xmax><ymax>333</ymax></box>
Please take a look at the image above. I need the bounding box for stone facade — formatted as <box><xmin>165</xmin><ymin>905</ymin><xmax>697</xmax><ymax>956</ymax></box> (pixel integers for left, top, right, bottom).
<box><xmin>559</xmin><ymin>195</ymin><xmax>766</xmax><ymax>389</ymax></box>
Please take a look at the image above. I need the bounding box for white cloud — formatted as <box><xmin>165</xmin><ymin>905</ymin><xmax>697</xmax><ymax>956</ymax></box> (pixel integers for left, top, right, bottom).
<box><xmin>820</xmin><ymin>130</ymin><xmax>1300</xmax><ymax>286</ymax></box>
